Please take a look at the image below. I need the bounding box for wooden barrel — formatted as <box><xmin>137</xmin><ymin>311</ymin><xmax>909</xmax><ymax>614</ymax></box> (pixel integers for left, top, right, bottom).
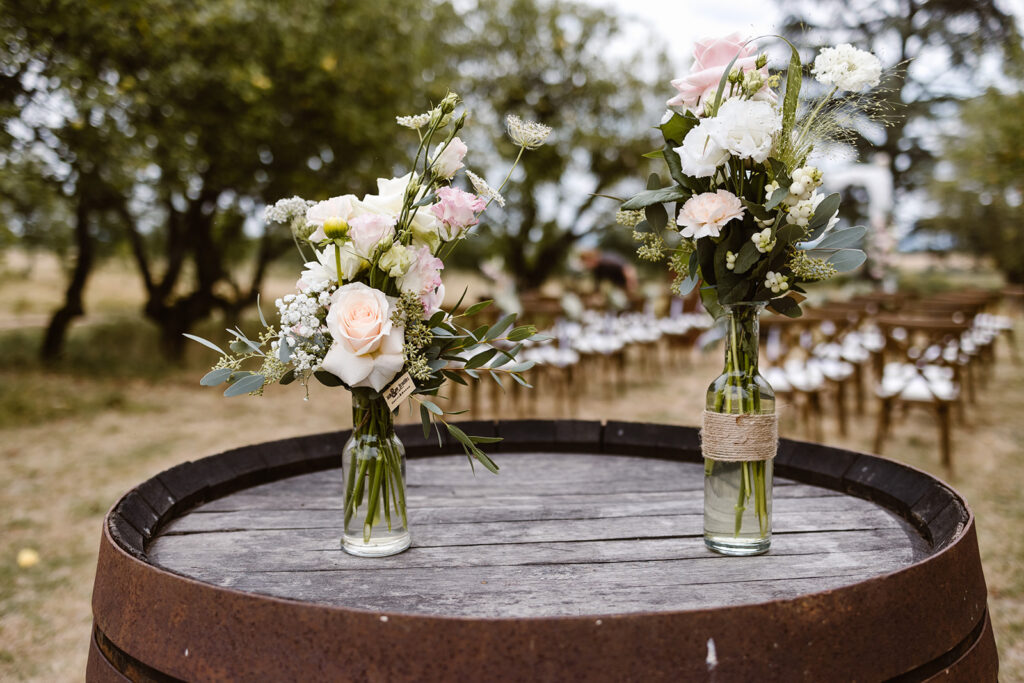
<box><xmin>88</xmin><ymin>420</ymin><xmax>997</xmax><ymax>681</ymax></box>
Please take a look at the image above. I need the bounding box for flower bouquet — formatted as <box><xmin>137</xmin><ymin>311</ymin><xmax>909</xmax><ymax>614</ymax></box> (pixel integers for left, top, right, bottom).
<box><xmin>620</xmin><ymin>35</ymin><xmax>881</xmax><ymax>554</ymax></box>
<box><xmin>187</xmin><ymin>92</ymin><xmax>550</xmax><ymax>556</ymax></box>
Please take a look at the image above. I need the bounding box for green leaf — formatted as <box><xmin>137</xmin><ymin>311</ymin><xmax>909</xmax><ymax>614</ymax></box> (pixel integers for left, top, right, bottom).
<box><xmin>645</xmin><ymin>202</ymin><xmax>668</xmax><ymax>231</ymax></box>
<box><xmin>278</xmin><ymin>339</ymin><xmax>291</xmax><ymax>364</ymax></box>
<box><xmin>781</xmin><ymin>39</ymin><xmax>803</xmax><ymax>143</ymax></box>
<box><xmin>463</xmin><ymin>299</ymin><xmax>493</xmax><ymax>317</ymax></box>
<box><xmin>733</xmin><ymin>241</ymin><xmax>762</xmax><ymax>274</ymax></box>
<box><xmin>421</xmin><ymin>399</ymin><xmax>443</xmax><ymax>415</ymax></box>
<box><xmin>741</xmin><ymin>199</ymin><xmax>770</xmax><ymax>221</ymax></box>
<box><xmin>816</xmin><ymin>225</ymin><xmax>866</xmax><ymax>249</ymax></box>
<box><xmin>528</xmin><ymin>334</ymin><xmax>553</xmax><ymax>342</ymax></box>
<box><xmin>469</xmin><ymin>435</ymin><xmax>503</xmax><ymax>444</ymax></box>
<box><xmin>314</xmin><ymin>370</ymin><xmax>344</xmax><ymax>387</ymax></box>
<box><xmin>659</xmin><ymin>112</ymin><xmax>695</xmax><ymax>144</ymax></box>
<box><xmin>420</xmin><ymin>404</ymin><xmax>431</xmax><ymax>439</ymax></box>
<box><xmin>183</xmin><ymin>333</ymin><xmax>227</xmax><ymax>356</ymax></box>
<box><xmin>223</xmin><ymin>373</ymin><xmax>266</xmax><ymax>397</ymax></box>
<box><xmin>826</xmin><ymin>249</ymin><xmax>867</xmax><ymax>272</ymax></box>
<box><xmin>663</xmin><ymin>141</ymin><xmax>688</xmax><ymax>189</ymax></box>
<box><xmin>696</xmin><ymin>238</ymin><xmax>717</xmax><ymax>286</ymax></box>
<box><xmin>452</xmin><ymin>286</ymin><xmax>470</xmax><ymax>313</ymax></box>
<box><xmin>700</xmin><ymin>285</ymin><xmax>725</xmax><ymax>320</ymax></box>
<box><xmin>646</xmin><ymin>173</ymin><xmax>662</xmax><ymax>190</ymax></box>
<box><xmin>490</xmin><ymin>371</ymin><xmax>504</xmax><ymax>389</ymax></box>
<box><xmin>806</xmin><ymin>193</ymin><xmax>841</xmax><ymax>239</ymax></box>
<box><xmin>200</xmin><ymin>368</ymin><xmax>234</xmax><ymax>386</ymax></box>
<box><xmin>718</xmin><ymin>279</ymin><xmax>751</xmax><ymax>305</ymax></box>
<box><xmin>256</xmin><ymin>293</ymin><xmax>268</xmax><ymax>328</ymax></box>
<box><xmin>507</xmin><ymin>325</ymin><xmax>537</xmax><ymax>342</ymax></box>
<box><xmin>470</xmin><ymin>324</ymin><xmax>489</xmax><ymax>341</ymax></box>
<box><xmin>442</xmin><ymin>369</ymin><xmax>468</xmax><ymax>385</ymax></box>
<box><xmin>485</xmin><ymin>313</ymin><xmax>516</xmax><ymax>341</ymax></box>
<box><xmin>768</xmin><ymin>295</ymin><xmax>802</xmax><ymax>318</ymax></box>
<box><xmin>621</xmin><ymin>186</ymin><xmax>689</xmax><ymax>210</ymax></box>
<box><xmin>511</xmin><ymin>373</ymin><xmax>533</xmax><ymax>388</ymax></box>
<box><xmin>506</xmin><ymin>361</ymin><xmax>535</xmax><ymax>373</ymax></box>
<box><xmin>279</xmin><ymin>370</ymin><xmax>297</xmax><ymax>385</ymax></box>
<box><xmin>677</xmin><ymin>269</ymin><xmax>699</xmax><ymax>295</ymax></box>
<box><xmin>642</xmin><ymin>149</ymin><xmax>665</xmax><ymax>159</ymax></box>
<box><xmin>765</xmin><ymin>186</ymin><xmax>790</xmax><ymax>212</ymax></box>
<box><xmin>776</xmin><ymin>223</ymin><xmax>805</xmax><ymax>245</ymax></box>
<box><xmin>465</xmin><ymin>348</ymin><xmax>498</xmax><ymax>369</ymax></box>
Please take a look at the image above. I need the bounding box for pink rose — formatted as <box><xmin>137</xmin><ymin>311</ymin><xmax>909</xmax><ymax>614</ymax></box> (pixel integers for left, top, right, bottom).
<box><xmin>430</xmin><ymin>186</ymin><xmax>486</xmax><ymax>240</ymax></box>
<box><xmin>668</xmin><ymin>33</ymin><xmax>759</xmax><ymax>113</ymax></box>
<box><xmin>348</xmin><ymin>212</ymin><xmax>397</xmax><ymax>258</ymax></box>
<box><xmin>321</xmin><ymin>282</ymin><xmax>405</xmax><ymax>391</ymax></box>
<box><xmin>677</xmin><ymin>190</ymin><xmax>745</xmax><ymax>240</ymax></box>
<box><xmin>432</xmin><ymin>137</ymin><xmax>468</xmax><ymax>179</ymax></box>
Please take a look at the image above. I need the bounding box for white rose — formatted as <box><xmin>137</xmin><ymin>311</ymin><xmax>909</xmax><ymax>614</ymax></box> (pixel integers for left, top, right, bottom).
<box><xmin>320</xmin><ymin>283</ymin><xmax>405</xmax><ymax>392</ymax></box>
<box><xmin>674</xmin><ymin>119</ymin><xmax>729</xmax><ymax>178</ymax></box>
<box><xmin>305</xmin><ymin>195</ymin><xmax>361</xmax><ymax>242</ymax></box>
<box><xmin>362</xmin><ymin>173</ymin><xmax>441</xmax><ymax>242</ymax></box>
<box><xmin>709</xmin><ymin>98</ymin><xmax>781</xmax><ymax>163</ymax></box>
<box><xmin>431</xmin><ymin>137</ymin><xmax>467</xmax><ymax>179</ymax></box>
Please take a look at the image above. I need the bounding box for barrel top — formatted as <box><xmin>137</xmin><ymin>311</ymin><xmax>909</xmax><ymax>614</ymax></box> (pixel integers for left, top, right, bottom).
<box><xmin>92</xmin><ymin>421</ymin><xmax>992</xmax><ymax>681</ymax></box>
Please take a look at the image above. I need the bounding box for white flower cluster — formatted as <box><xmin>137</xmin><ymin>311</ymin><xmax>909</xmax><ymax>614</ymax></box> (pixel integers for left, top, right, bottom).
<box><xmin>764</xmin><ymin>271</ymin><xmax>789</xmax><ymax>294</ymax></box>
<box><xmin>506</xmin><ymin>114</ymin><xmax>552</xmax><ymax>149</ymax></box>
<box><xmin>274</xmin><ymin>282</ymin><xmax>333</xmax><ymax>373</ymax></box>
<box><xmin>396</xmin><ymin>113</ymin><xmax>432</xmax><ymax>129</ymax></box>
<box><xmin>466</xmin><ymin>170</ymin><xmax>506</xmax><ymax>208</ymax></box>
<box><xmin>674</xmin><ymin>98</ymin><xmax>782</xmax><ymax>178</ymax></box>
<box><xmin>752</xmin><ymin>227</ymin><xmax>776</xmax><ymax>253</ymax></box>
<box><xmin>265</xmin><ymin>196</ymin><xmax>315</xmax><ymax>225</ymax></box>
<box><xmin>812</xmin><ymin>44</ymin><xmax>882</xmax><ymax>92</ymax></box>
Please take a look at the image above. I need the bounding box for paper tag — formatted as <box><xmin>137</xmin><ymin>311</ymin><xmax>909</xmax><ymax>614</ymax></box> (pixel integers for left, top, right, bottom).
<box><xmin>383</xmin><ymin>372</ymin><xmax>416</xmax><ymax>411</ymax></box>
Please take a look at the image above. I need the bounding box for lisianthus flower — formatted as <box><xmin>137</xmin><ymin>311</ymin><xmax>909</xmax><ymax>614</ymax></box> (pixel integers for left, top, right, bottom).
<box><xmin>363</xmin><ymin>173</ymin><xmax>441</xmax><ymax>248</ymax></box>
<box><xmin>431</xmin><ymin>137</ymin><xmax>468</xmax><ymax>179</ymax></box>
<box><xmin>379</xmin><ymin>243</ymin><xmax>414</xmax><ymax>277</ymax></box>
<box><xmin>812</xmin><ymin>44</ymin><xmax>882</xmax><ymax>92</ymax></box>
<box><xmin>674</xmin><ymin>119</ymin><xmax>729</xmax><ymax>178</ymax></box>
<box><xmin>348</xmin><ymin>212</ymin><xmax>397</xmax><ymax>259</ymax></box>
<box><xmin>398</xmin><ymin>245</ymin><xmax>444</xmax><ymax>300</ymax></box>
<box><xmin>305</xmin><ymin>195</ymin><xmax>361</xmax><ymax>242</ymax></box>
<box><xmin>677</xmin><ymin>190</ymin><xmax>745</xmax><ymax>239</ymax></box>
<box><xmin>708</xmin><ymin>98</ymin><xmax>781</xmax><ymax>163</ymax></box>
<box><xmin>297</xmin><ymin>243</ymin><xmax>365</xmax><ymax>290</ymax></box>
<box><xmin>430</xmin><ymin>186</ymin><xmax>486</xmax><ymax>240</ymax></box>
<box><xmin>320</xmin><ymin>282</ymin><xmax>405</xmax><ymax>392</ymax></box>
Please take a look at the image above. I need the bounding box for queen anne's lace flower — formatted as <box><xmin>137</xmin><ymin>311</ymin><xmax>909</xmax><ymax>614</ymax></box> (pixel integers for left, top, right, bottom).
<box><xmin>465</xmin><ymin>170</ymin><xmax>506</xmax><ymax>208</ymax></box>
<box><xmin>396</xmin><ymin>113</ymin><xmax>432</xmax><ymax>129</ymax></box>
<box><xmin>812</xmin><ymin>44</ymin><xmax>882</xmax><ymax>92</ymax></box>
<box><xmin>506</xmin><ymin>114</ymin><xmax>552</xmax><ymax>149</ymax></box>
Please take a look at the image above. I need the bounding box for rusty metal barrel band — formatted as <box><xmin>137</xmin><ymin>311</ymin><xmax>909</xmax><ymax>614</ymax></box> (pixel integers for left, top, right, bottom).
<box><xmin>90</xmin><ymin>421</ymin><xmax>995</xmax><ymax>681</ymax></box>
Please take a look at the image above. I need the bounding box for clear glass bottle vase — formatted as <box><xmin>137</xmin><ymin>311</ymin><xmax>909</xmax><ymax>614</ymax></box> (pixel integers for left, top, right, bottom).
<box><xmin>704</xmin><ymin>303</ymin><xmax>775</xmax><ymax>556</ymax></box>
<box><xmin>341</xmin><ymin>390</ymin><xmax>410</xmax><ymax>557</ymax></box>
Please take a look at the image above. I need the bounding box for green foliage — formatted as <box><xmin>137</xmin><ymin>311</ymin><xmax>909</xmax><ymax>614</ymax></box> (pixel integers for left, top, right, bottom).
<box><xmin>920</xmin><ymin>88</ymin><xmax>1024</xmax><ymax>283</ymax></box>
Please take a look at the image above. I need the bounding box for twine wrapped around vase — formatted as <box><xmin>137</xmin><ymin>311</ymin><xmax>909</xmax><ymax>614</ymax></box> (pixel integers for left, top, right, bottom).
<box><xmin>701</xmin><ymin>410</ymin><xmax>778</xmax><ymax>462</ymax></box>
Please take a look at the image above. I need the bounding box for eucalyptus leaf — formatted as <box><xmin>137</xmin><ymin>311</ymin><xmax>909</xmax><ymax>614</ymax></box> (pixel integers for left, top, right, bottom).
<box><xmin>223</xmin><ymin>373</ymin><xmax>266</xmax><ymax>397</ymax></box>
<box><xmin>420</xmin><ymin>404</ymin><xmax>431</xmax><ymax>439</ymax></box>
<box><xmin>183</xmin><ymin>333</ymin><xmax>227</xmax><ymax>356</ymax></box>
<box><xmin>806</xmin><ymin>193</ymin><xmax>841</xmax><ymax>234</ymax></box>
<box><xmin>506</xmin><ymin>360</ymin><xmax>536</xmax><ymax>373</ymax></box>
<box><xmin>776</xmin><ymin>223</ymin><xmax>806</xmax><ymax>246</ymax></box>
<box><xmin>278</xmin><ymin>339</ymin><xmax>291</xmax><ymax>363</ymax></box>
<box><xmin>200</xmin><ymin>368</ymin><xmax>233</xmax><ymax>387</ymax></box>
<box><xmin>768</xmin><ymin>295</ymin><xmax>802</xmax><ymax>318</ymax></box>
<box><xmin>442</xmin><ymin>370</ymin><xmax>468</xmax><ymax>385</ymax></box>
<box><xmin>816</xmin><ymin>225</ymin><xmax>866</xmax><ymax>249</ymax></box>
<box><xmin>465</xmin><ymin>348</ymin><xmax>498</xmax><ymax>369</ymax></box>
<box><xmin>279</xmin><ymin>370</ymin><xmax>297</xmax><ymax>385</ymax></box>
<box><xmin>421</xmin><ymin>399</ymin><xmax>443</xmax><ymax>415</ymax></box>
<box><xmin>645</xmin><ymin>202</ymin><xmax>668</xmax><ymax>231</ymax></box>
<box><xmin>485</xmin><ymin>313</ymin><xmax>516</xmax><ymax>341</ymax></box>
<box><xmin>507</xmin><ymin>325</ymin><xmax>537</xmax><ymax>342</ymax></box>
<box><xmin>314</xmin><ymin>370</ymin><xmax>344</xmax><ymax>387</ymax></box>
<box><xmin>463</xmin><ymin>299</ymin><xmax>493</xmax><ymax>317</ymax></box>
<box><xmin>621</xmin><ymin>186</ymin><xmax>689</xmax><ymax>210</ymax></box>
<box><xmin>733</xmin><ymin>241</ymin><xmax>761</xmax><ymax>274</ymax></box>
<box><xmin>765</xmin><ymin>186</ymin><xmax>790</xmax><ymax>211</ymax></box>
<box><xmin>676</xmin><ymin>270</ymin><xmax>699</xmax><ymax>295</ymax></box>
<box><xmin>741</xmin><ymin>199</ymin><xmax>770</xmax><ymax>221</ymax></box>
<box><xmin>647</xmin><ymin>173</ymin><xmax>662</xmax><ymax>191</ymax></box>
<box><xmin>827</xmin><ymin>249</ymin><xmax>867</xmax><ymax>272</ymax></box>
<box><xmin>256</xmin><ymin>294</ymin><xmax>268</xmax><ymax>328</ymax></box>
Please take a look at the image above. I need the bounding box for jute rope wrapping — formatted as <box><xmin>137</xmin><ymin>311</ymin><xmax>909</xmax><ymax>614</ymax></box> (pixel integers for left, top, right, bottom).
<box><xmin>701</xmin><ymin>410</ymin><xmax>778</xmax><ymax>462</ymax></box>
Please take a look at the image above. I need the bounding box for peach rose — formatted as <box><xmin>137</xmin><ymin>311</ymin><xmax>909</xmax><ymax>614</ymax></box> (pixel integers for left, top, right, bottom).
<box><xmin>321</xmin><ymin>282</ymin><xmax>405</xmax><ymax>391</ymax></box>
<box><xmin>677</xmin><ymin>190</ymin><xmax>745</xmax><ymax>240</ymax></box>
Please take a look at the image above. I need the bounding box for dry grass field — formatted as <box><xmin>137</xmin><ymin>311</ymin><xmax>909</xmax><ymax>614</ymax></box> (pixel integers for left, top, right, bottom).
<box><xmin>1</xmin><ymin>254</ymin><xmax>1022</xmax><ymax>680</ymax></box>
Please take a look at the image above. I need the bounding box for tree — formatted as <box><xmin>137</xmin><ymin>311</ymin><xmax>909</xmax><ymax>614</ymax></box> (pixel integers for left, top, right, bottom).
<box><xmin>452</xmin><ymin>0</ymin><xmax>667</xmax><ymax>291</ymax></box>
<box><xmin>777</xmin><ymin>0</ymin><xmax>1021</xmax><ymax>215</ymax></box>
<box><xmin>1</xmin><ymin>0</ymin><xmax>460</xmax><ymax>359</ymax></box>
<box><xmin>920</xmin><ymin>88</ymin><xmax>1024</xmax><ymax>283</ymax></box>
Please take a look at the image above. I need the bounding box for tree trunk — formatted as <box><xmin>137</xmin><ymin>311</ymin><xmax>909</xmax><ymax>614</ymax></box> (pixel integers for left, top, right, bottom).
<box><xmin>40</xmin><ymin>197</ymin><xmax>92</xmax><ymax>361</ymax></box>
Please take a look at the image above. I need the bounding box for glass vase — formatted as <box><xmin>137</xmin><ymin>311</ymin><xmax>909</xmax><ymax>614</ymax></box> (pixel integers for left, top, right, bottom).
<box><xmin>703</xmin><ymin>303</ymin><xmax>775</xmax><ymax>556</ymax></box>
<box><xmin>341</xmin><ymin>389</ymin><xmax>410</xmax><ymax>557</ymax></box>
